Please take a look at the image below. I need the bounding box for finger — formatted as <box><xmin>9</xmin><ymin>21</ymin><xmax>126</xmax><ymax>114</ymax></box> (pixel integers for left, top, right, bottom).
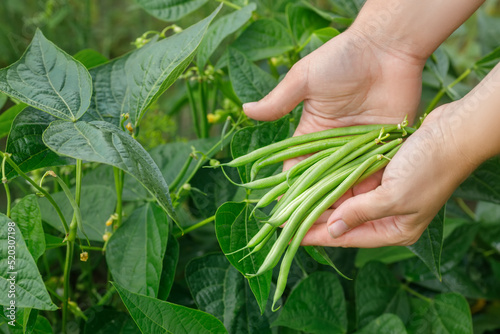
<box><xmin>326</xmin><ymin>185</ymin><xmax>395</xmax><ymax>238</ymax></box>
<box><xmin>243</xmin><ymin>62</ymin><xmax>307</xmax><ymax>121</ymax></box>
<box><xmin>301</xmin><ymin>216</ymin><xmax>421</xmax><ymax>248</ymax></box>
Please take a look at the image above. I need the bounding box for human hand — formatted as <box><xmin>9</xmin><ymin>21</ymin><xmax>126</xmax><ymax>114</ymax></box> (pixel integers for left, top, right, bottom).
<box><xmin>300</xmin><ymin>102</ymin><xmax>480</xmax><ymax>247</ymax></box>
<box><xmin>243</xmin><ymin>29</ymin><xmax>425</xmax><ymax>170</ymax></box>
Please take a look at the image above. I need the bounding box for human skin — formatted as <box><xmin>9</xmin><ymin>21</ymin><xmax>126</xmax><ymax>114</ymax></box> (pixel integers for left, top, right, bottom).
<box><xmin>243</xmin><ymin>0</ymin><xmax>487</xmax><ymax>247</ymax></box>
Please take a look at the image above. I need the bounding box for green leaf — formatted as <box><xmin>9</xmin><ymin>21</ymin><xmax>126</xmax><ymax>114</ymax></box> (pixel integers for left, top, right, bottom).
<box><xmin>83</xmin><ymin>306</ymin><xmax>140</xmax><ymax>334</ymax></box>
<box><xmin>42</xmin><ymin>120</ymin><xmax>178</xmax><ymax>224</ymax></box>
<box><xmin>354</xmin><ymin>314</ymin><xmax>407</xmax><ymax>334</ymax></box>
<box><xmin>355</xmin><ymin>262</ymin><xmax>409</xmax><ymax>328</ymax></box>
<box><xmin>355</xmin><ymin>247</ymin><xmax>415</xmax><ymax>268</ymax></box>
<box><xmin>113</xmin><ymin>282</ymin><xmax>228</xmax><ymax>334</ymax></box>
<box><xmin>406</xmin><ymin>294</ymin><xmax>472</xmax><ymax>334</ymax></box>
<box><xmin>215</xmin><ymin>202</ymin><xmax>274</xmax><ymax>314</ymax></box>
<box><xmin>440</xmin><ymin>223</ymin><xmax>479</xmax><ymax>272</ymax></box>
<box><xmin>426</xmin><ymin>47</ymin><xmax>450</xmax><ymax>85</ymax></box>
<box><xmin>272</xmin><ymin>272</ymin><xmax>347</xmax><ymax>334</ymax></box>
<box><xmin>304</xmin><ymin>246</ymin><xmax>351</xmax><ymax>278</ymax></box>
<box><xmin>0</xmin><ymin>213</ymin><xmax>57</xmax><ymax>311</ymax></box>
<box><xmin>4</xmin><ymin>107</ymin><xmax>73</xmax><ymax>180</ymax></box>
<box><xmin>454</xmin><ymin>156</ymin><xmax>500</xmax><ymax>204</ymax></box>
<box><xmin>107</xmin><ymin>203</ymin><xmax>169</xmax><ymax>297</ymax></box>
<box><xmin>230</xmin><ymin>19</ymin><xmax>295</xmax><ymax>61</ymax></box>
<box><xmin>157</xmin><ymin>234</ymin><xmax>179</xmax><ymax>301</ymax></box>
<box><xmin>407</xmin><ymin>205</ymin><xmax>445</xmax><ymax>280</ymax></box>
<box><xmin>228</xmin><ymin>48</ymin><xmax>277</xmax><ymax>104</ymax></box>
<box><xmin>0</xmin><ymin>29</ymin><xmax>92</xmax><ymax>121</ymax></box>
<box><xmin>135</xmin><ymin>0</ymin><xmax>209</xmax><ymax>21</ymax></box>
<box><xmin>10</xmin><ymin>195</ymin><xmax>45</xmax><ymax>263</ymax></box>
<box><xmin>197</xmin><ymin>4</ymin><xmax>256</xmax><ymax>69</ymax></box>
<box><xmin>0</xmin><ymin>92</ymin><xmax>7</xmax><ymax>109</ymax></box>
<box><xmin>287</xmin><ymin>3</ymin><xmax>330</xmax><ymax>46</ymax></box>
<box><xmin>73</xmin><ymin>49</ymin><xmax>108</xmax><ymax>69</ymax></box>
<box><xmin>230</xmin><ymin>116</ymin><xmax>290</xmax><ymax>183</ymax></box>
<box><xmin>0</xmin><ymin>104</ymin><xmax>25</xmax><ymax>139</ymax></box>
<box><xmin>87</xmin><ymin>6</ymin><xmax>220</xmax><ymax>127</ymax></box>
<box><xmin>300</xmin><ymin>27</ymin><xmax>340</xmax><ymax>57</ymax></box>
<box><xmin>186</xmin><ymin>253</ymin><xmax>273</xmax><ymax>334</ymax></box>
<box><xmin>38</xmin><ymin>185</ymin><xmax>115</xmax><ymax>241</ymax></box>
<box><xmin>32</xmin><ymin>315</ymin><xmax>53</xmax><ymax>334</ymax></box>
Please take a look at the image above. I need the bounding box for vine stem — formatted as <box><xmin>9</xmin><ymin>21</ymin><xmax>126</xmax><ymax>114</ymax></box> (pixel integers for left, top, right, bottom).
<box><xmin>454</xmin><ymin>197</ymin><xmax>477</xmax><ymax>221</ymax></box>
<box><xmin>401</xmin><ymin>284</ymin><xmax>432</xmax><ymax>303</ymax></box>
<box><xmin>186</xmin><ymin>79</ymin><xmax>201</xmax><ymax>138</ymax></box>
<box><xmin>169</xmin><ymin>155</ymin><xmax>193</xmax><ymax>192</ymax></box>
<box><xmin>215</xmin><ymin>0</ymin><xmax>241</xmax><ymax>10</ymax></box>
<box><xmin>2</xmin><ymin>154</ymin><xmax>11</xmax><ymax>217</ymax></box>
<box><xmin>113</xmin><ymin>167</ymin><xmax>124</xmax><ymax>227</ymax></box>
<box><xmin>198</xmin><ymin>79</ymin><xmax>209</xmax><ymax>138</ymax></box>
<box><xmin>62</xmin><ymin>159</ymin><xmax>83</xmax><ymax>334</ymax></box>
<box><xmin>97</xmin><ymin>285</ymin><xmax>116</xmax><ymax>306</ymax></box>
<box><xmin>174</xmin><ymin>215</ymin><xmax>215</xmax><ymax>238</ymax></box>
<box><xmin>424</xmin><ymin>67</ymin><xmax>472</xmax><ymax>114</ymax></box>
<box><xmin>0</xmin><ymin>151</ymin><xmax>69</xmax><ymax>233</ymax></box>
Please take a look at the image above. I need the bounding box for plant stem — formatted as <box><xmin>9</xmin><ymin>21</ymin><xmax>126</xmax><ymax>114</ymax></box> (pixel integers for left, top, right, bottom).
<box><xmin>199</xmin><ymin>79</ymin><xmax>209</xmax><ymax>138</ymax></box>
<box><xmin>186</xmin><ymin>80</ymin><xmax>201</xmax><ymax>138</ymax></box>
<box><xmin>454</xmin><ymin>197</ymin><xmax>477</xmax><ymax>221</ymax></box>
<box><xmin>215</xmin><ymin>0</ymin><xmax>241</xmax><ymax>10</ymax></box>
<box><xmin>3</xmin><ymin>182</ymin><xmax>11</xmax><ymax>217</ymax></box>
<box><xmin>174</xmin><ymin>215</ymin><xmax>215</xmax><ymax>238</ymax></box>
<box><xmin>113</xmin><ymin>167</ymin><xmax>124</xmax><ymax>227</ymax></box>
<box><xmin>79</xmin><ymin>245</ymin><xmax>104</xmax><ymax>252</ymax></box>
<box><xmin>0</xmin><ymin>151</ymin><xmax>69</xmax><ymax>233</ymax></box>
<box><xmin>425</xmin><ymin>67</ymin><xmax>472</xmax><ymax>114</ymax></box>
<box><xmin>401</xmin><ymin>284</ymin><xmax>432</xmax><ymax>303</ymax></box>
<box><xmin>169</xmin><ymin>155</ymin><xmax>193</xmax><ymax>192</ymax></box>
<box><xmin>62</xmin><ymin>242</ymin><xmax>74</xmax><ymax>334</ymax></box>
<box><xmin>62</xmin><ymin>159</ymin><xmax>83</xmax><ymax>334</ymax></box>
<box><xmin>97</xmin><ymin>286</ymin><xmax>116</xmax><ymax>306</ymax></box>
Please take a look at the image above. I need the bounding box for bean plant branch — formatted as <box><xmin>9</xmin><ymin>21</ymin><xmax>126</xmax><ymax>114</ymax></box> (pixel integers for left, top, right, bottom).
<box><xmin>2</xmin><ymin>154</ymin><xmax>11</xmax><ymax>217</ymax></box>
<box><xmin>0</xmin><ymin>151</ymin><xmax>69</xmax><ymax>233</ymax></box>
<box><xmin>174</xmin><ymin>215</ymin><xmax>215</xmax><ymax>238</ymax></box>
<box><xmin>113</xmin><ymin>167</ymin><xmax>124</xmax><ymax>228</ymax></box>
<box><xmin>454</xmin><ymin>197</ymin><xmax>477</xmax><ymax>221</ymax></box>
<box><xmin>401</xmin><ymin>284</ymin><xmax>432</xmax><ymax>303</ymax></box>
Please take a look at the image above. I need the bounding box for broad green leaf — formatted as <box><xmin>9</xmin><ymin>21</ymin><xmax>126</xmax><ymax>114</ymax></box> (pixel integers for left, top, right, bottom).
<box><xmin>230</xmin><ymin>19</ymin><xmax>294</xmax><ymax>61</ymax></box>
<box><xmin>4</xmin><ymin>107</ymin><xmax>73</xmax><ymax>180</ymax></box>
<box><xmin>186</xmin><ymin>253</ymin><xmax>273</xmax><ymax>334</ymax></box>
<box><xmin>135</xmin><ymin>0</ymin><xmax>208</xmax><ymax>21</ymax></box>
<box><xmin>11</xmin><ymin>195</ymin><xmax>45</xmax><ymax>263</ymax></box>
<box><xmin>407</xmin><ymin>205</ymin><xmax>445</xmax><ymax>280</ymax></box>
<box><xmin>304</xmin><ymin>246</ymin><xmax>351</xmax><ymax>278</ymax></box>
<box><xmin>107</xmin><ymin>203</ymin><xmax>169</xmax><ymax>297</ymax></box>
<box><xmin>272</xmin><ymin>272</ymin><xmax>347</xmax><ymax>334</ymax></box>
<box><xmin>73</xmin><ymin>49</ymin><xmax>108</xmax><ymax>69</ymax></box>
<box><xmin>0</xmin><ymin>92</ymin><xmax>7</xmax><ymax>109</ymax></box>
<box><xmin>287</xmin><ymin>3</ymin><xmax>330</xmax><ymax>46</ymax></box>
<box><xmin>38</xmin><ymin>185</ymin><xmax>115</xmax><ymax>241</ymax></box>
<box><xmin>87</xmin><ymin>6</ymin><xmax>220</xmax><ymax>127</ymax></box>
<box><xmin>0</xmin><ymin>104</ymin><xmax>25</xmax><ymax>139</ymax></box>
<box><xmin>83</xmin><ymin>306</ymin><xmax>140</xmax><ymax>334</ymax></box>
<box><xmin>300</xmin><ymin>27</ymin><xmax>340</xmax><ymax>57</ymax></box>
<box><xmin>230</xmin><ymin>116</ymin><xmax>290</xmax><ymax>183</ymax></box>
<box><xmin>157</xmin><ymin>234</ymin><xmax>179</xmax><ymax>301</ymax></box>
<box><xmin>440</xmin><ymin>223</ymin><xmax>479</xmax><ymax>272</ymax></box>
<box><xmin>113</xmin><ymin>282</ymin><xmax>228</xmax><ymax>334</ymax></box>
<box><xmin>0</xmin><ymin>214</ymin><xmax>57</xmax><ymax>311</ymax></box>
<box><xmin>32</xmin><ymin>315</ymin><xmax>53</xmax><ymax>334</ymax></box>
<box><xmin>406</xmin><ymin>294</ymin><xmax>472</xmax><ymax>334</ymax></box>
<box><xmin>454</xmin><ymin>156</ymin><xmax>500</xmax><ymax>204</ymax></box>
<box><xmin>355</xmin><ymin>247</ymin><xmax>415</xmax><ymax>268</ymax></box>
<box><xmin>215</xmin><ymin>202</ymin><xmax>274</xmax><ymax>314</ymax></box>
<box><xmin>197</xmin><ymin>4</ymin><xmax>256</xmax><ymax>69</ymax></box>
<box><xmin>354</xmin><ymin>314</ymin><xmax>407</xmax><ymax>334</ymax></box>
<box><xmin>356</xmin><ymin>261</ymin><xmax>409</xmax><ymax>328</ymax></box>
<box><xmin>426</xmin><ymin>47</ymin><xmax>450</xmax><ymax>85</ymax></box>
<box><xmin>0</xmin><ymin>29</ymin><xmax>92</xmax><ymax>121</ymax></box>
<box><xmin>42</xmin><ymin>120</ymin><xmax>178</xmax><ymax>224</ymax></box>
<box><xmin>228</xmin><ymin>48</ymin><xmax>277</xmax><ymax>104</ymax></box>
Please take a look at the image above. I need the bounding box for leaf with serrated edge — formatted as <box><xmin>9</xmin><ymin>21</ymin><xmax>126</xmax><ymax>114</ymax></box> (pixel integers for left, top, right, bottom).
<box><xmin>42</xmin><ymin>120</ymin><xmax>178</xmax><ymax>224</ymax></box>
<box><xmin>407</xmin><ymin>205</ymin><xmax>445</xmax><ymax>280</ymax></box>
<box><xmin>0</xmin><ymin>214</ymin><xmax>57</xmax><ymax>310</ymax></box>
<box><xmin>86</xmin><ymin>6</ymin><xmax>220</xmax><ymax>127</ymax></box>
<box><xmin>0</xmin><ymin>29</ymin><xmax>91</xmax><ymax>121</ymax></box>
<box><xmin>106</xmin><ymin>203</ymin><xmax>168</xmax><ymax>297</ymax></box>
<box><xmin>272</xmin><ymin>272</ymin><xmax>347</xmax><ymax>334</ymax></box>
<box><xmin>113</xmin><ymin>282</ymin><xmax>228</xmax><ymax>334</ymax></box>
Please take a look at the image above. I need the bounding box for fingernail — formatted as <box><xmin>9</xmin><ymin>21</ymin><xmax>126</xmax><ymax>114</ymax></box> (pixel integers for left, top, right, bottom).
<box><xmin>328</xmin><ymin>220</ymin><xmax>349</xmax><ymax>239</ymax></box>
<box><xmin>242</xmin><ymin>102</ymin><xmax>257</xmax><ymax>113</ymax></box>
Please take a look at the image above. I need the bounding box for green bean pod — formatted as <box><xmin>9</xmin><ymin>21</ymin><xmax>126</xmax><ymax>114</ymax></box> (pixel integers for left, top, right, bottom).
<box><xmin>250</xmin><ymin>137</ymin><xmax>348</xmax><ymax>179</ymax></box>
<box><xmin>271</xmin><ymin>154</ymin><xmax>381</xmax><ymax>310</ymax></box>
<box><xmin>227</xmin><ymin>124</ymin><xmax>392</xmax><ymax>167</ymax></box>
<box><xmin>252</xmin><ymin>179</ymin><xmax>291</xmax><ymax>212</ymax></box>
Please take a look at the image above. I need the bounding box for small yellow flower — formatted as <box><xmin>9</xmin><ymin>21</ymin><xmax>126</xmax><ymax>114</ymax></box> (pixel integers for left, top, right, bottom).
<box><xmin>80</xmin><ymin>252</ymin><xmax>89</xmax><ymax>262</ymax></box>
<box><xmin>102</xmin><ymin>232</ymin><xmax>111</xmax><ymax>242</ymax></box>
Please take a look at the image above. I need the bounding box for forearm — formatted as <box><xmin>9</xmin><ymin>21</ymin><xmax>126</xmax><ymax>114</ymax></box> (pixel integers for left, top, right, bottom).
<box><xmin>350</xmin><ymin>0</ymin><xmax>485</xmax><ymax>61</ymax></box>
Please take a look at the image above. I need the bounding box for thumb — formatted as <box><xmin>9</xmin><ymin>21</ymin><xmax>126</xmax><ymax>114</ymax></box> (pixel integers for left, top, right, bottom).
<box><xmin>243</xmin><ymin>63</ymin><xmax>307</xmax><ymax>121</ymax></box>
<box><xmin>327</xmin><ymin>186</ymin><xmax>394</xmax><ymax>238</ymax></box>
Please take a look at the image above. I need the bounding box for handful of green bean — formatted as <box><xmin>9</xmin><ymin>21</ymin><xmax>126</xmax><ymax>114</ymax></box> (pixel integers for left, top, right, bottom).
<box><xmin>222</xmin><ymin>119</ymin><xmax>413</xmax><ymax>310</ymax></box>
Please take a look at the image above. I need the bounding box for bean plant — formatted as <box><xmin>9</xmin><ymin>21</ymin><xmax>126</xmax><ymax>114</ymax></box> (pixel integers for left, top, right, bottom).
<box><xmin>0</xmin><ymin>0</ymin><xmax>500</xmax><ymax>333</ymax></box>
